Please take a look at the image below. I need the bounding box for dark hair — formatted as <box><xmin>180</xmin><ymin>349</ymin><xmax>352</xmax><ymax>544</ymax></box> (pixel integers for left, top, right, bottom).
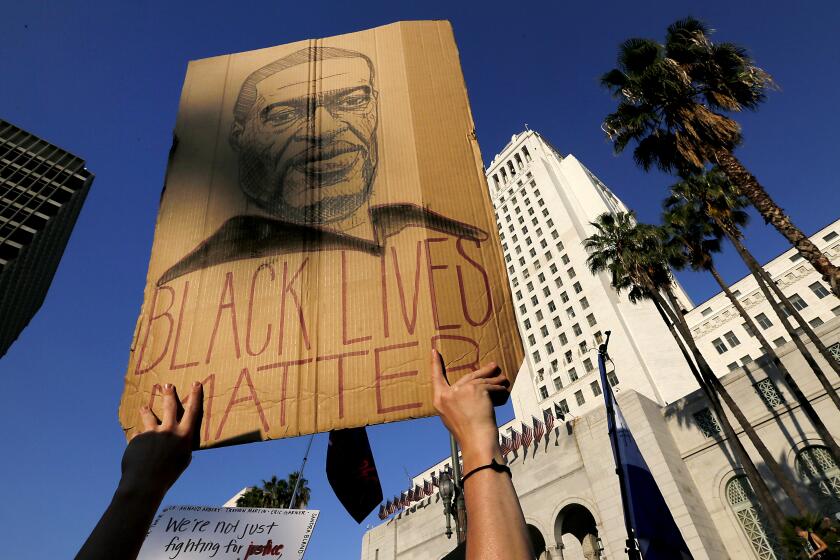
<box><xmin>232</xmin><ymin>47</ymin><xmax>375</xmax><ymax>132</ymax></box>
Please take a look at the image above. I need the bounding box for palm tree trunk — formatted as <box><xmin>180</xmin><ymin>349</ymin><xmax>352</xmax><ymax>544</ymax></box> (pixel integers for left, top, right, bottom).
<box><xmin>714</xmin><ymin>148</ymin><xmax>840</xmax><ymax>298</ymax></box>
<box><xmin>709</xmin><ymin>264</ymin><xmax>840</xmax><ymax>463</ymax></box>
<box><xmin>643</xmin><ymin>279</ymin><xmax>788</xmax><ymax>532</ymax></box>
<box><xmin>726</xmin><ymin>231</ymin><xmax>840</xmax><ymax>417</ymax></box>
<box><xmin>661</xmin><ymin>285</ymin><xmax>808</xmax><ymax>517</ymax></box>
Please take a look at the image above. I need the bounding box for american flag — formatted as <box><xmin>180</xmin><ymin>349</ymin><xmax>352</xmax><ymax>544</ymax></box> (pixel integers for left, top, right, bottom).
<box><xmin>387</xmin><ymin>500</ymin><xmax>396</xmax><ymax>514</ymax></box>
<box><xmin>554</xmin><ymin>402</ymin><xmax>566</xmax><ymax>420</ymax></box>
<box><xmin>521</xmin><ymin>422</ymin><xmax>533</xmax><ymax>448</ymax></box>
<box><xmin>414</xmin><ymin>484</ymin><xmax>423</xmax><ymax>501</ymax></box>
<box><xmin>378</xmin><ymin>504</ymin><xmax>387</xmax><ymax>519</ymax></box>
<box><xmin>500</xmin><ymin>433</ymin><xmax>512</xmax><ymax>455</ymax></box>
<box><xmin>400</xmin><ymin>492</ymin><xmax>408</xmax><ymax>508</ymax></box>
<box><xmin>424</xmin><ymin>479</ymin><xmax>432</xmax><ymax>496</ymax></box>
<box><xmin>510</xmin><ymin>428</ymin><xmax>522</xmax><ymax>452</ymax></box>
<box><xmin>544</xmin><ymin>407</ymin><xmax>555</xmax><ymax>433</ymax></box>
<box><xmin>533</xmin><ymin>415</ymin><xmax>545</xmax><ymax>445</ymax></box>
<box><xmin>431</xmin><ymin>472</ymin><xmax>439</xmax><ymax>487</ymax></box>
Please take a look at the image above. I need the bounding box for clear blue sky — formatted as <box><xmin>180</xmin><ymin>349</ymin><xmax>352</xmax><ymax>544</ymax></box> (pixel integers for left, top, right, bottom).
<box><xmin>1</xmin><ymin>1</ymin><xmax>837</xmax><ymax>558</ymax></box>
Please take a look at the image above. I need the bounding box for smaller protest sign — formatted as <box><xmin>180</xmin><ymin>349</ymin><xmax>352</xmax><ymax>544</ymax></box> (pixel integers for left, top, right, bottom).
<box><xmin>138</xmin><ymin>506</ymin><xmax>318</xmax><ymax>560</ymax></box>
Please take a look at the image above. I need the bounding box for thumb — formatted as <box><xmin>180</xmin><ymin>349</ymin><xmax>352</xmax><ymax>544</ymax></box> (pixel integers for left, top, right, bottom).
<box><xmin>430</xmin><ymin>349</ymin><xmax>449</xmax><ymax>392</ymax></box>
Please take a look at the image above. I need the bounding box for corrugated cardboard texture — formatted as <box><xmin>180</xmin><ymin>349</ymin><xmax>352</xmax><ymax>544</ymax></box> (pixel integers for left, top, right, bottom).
<box><xmin>119</xmin><ymin>21</ymin><xmax>523</xmax><ymax>448</ymax></box>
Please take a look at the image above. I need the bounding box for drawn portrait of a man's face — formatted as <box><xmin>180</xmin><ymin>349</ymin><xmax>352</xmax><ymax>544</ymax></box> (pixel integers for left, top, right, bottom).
<box><xmin>230</xmin><ymin>47</ymin><xmax>379</xmax><ymax>226</ymax></box>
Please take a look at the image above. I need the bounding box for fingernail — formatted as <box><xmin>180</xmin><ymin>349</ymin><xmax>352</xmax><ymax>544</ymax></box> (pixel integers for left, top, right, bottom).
<box><xmin>141</xmin><ymin>405</ymin><xmax>149</xmax><ymax>412</ymax></box>
<box><xmin>193</xmin><ymin>381</ymin><xmax>201</xmax><ymax>389</ymax></box>
<box><xmin>163</xmin><ymin>383</ymin><xmax>172</xmax><ymax>392</ymax></box>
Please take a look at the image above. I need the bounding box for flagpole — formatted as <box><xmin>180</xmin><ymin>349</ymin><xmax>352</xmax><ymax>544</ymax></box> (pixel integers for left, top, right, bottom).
<box><xmin>449</xmin><ymin>434</ymin><xmax>467</xmax><ymax>544</ymax></box>
<box><xmin>598</xmin><ymin>331</ymin><xmax>642</xmax><ymax>560</ymax></box>
<box><xmin>288</xmin><ymin>433</ymin><xmax>315</xmax><ymax>509</ymax></box>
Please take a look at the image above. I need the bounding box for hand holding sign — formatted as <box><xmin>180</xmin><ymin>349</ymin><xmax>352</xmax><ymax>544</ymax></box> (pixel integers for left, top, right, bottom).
<box><xmin>77</xmin><ymin>383</ymin><xmax>203</xmax><ymax>560</ymax></box>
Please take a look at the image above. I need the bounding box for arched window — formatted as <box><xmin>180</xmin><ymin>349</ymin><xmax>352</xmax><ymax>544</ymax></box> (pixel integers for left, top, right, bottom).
<box><xmin>796</xmin><ymin>445</ymin><xmax>840</xmax><ymax>513</ymax></box>
<box><xmin>726</xmin><ymin>476</ymin><xmax>779</xmax><ymax>559</ymax></box>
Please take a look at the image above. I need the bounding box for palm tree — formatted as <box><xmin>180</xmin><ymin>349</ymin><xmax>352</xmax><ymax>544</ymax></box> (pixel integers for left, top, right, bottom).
<box><xmin>236</xmin><ymin>472</ymin><xmax>311</xmax><ymax>509</ymax></box>
<box><xmin>584</xmin><ymin>212</ymin><xmax>788</xmax><ymax>532</ymax></box>
<box><xmin>666</xmin><ymin>171</ymin><xmax>840</xmax><ymax>424</ymax></box>
<box><xmin>601</xmin><ymin>17</ymin><xmax>840</xmax><ymax>296</ymax></box>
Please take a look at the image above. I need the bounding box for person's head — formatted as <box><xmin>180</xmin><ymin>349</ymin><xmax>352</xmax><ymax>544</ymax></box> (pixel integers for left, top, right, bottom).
<box><xmin>230</xmin><ymin>47</ymin><xmax>379</xmax><ymax>225</ymax></box>
<box><xmin>795</xmin><ymin>526</ymin><xmax>808</xmax><ymax>538</ymax></box>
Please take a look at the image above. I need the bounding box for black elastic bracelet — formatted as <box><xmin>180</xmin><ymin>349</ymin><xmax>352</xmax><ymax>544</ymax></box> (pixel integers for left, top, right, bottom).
<box><xmin>461</xmin><ymin>458</ymin><xmax>512</xmax><ymax>484</ymax></box>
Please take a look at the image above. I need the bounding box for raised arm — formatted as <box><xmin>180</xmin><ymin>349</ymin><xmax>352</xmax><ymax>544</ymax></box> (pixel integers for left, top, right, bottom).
<box><xmin>430</xmin><ymin>350</ymin><xmax>533</xmax><ymax>560</ymax></box>
<box><xmin>76</xmin><ymin>382</ymin><xmax>203</xmax><ymax>560</ymax></box>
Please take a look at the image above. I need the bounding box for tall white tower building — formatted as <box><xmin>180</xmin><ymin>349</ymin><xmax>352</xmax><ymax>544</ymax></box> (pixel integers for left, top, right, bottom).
<box><xmin>486</xmin><ymin>130</ymin><xmax>696</xmax><ymax>419</ymax></box>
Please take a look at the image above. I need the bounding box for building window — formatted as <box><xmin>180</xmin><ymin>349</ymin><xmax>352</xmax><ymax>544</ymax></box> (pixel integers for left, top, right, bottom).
<box><xmin>741</xmin><ymin>354</ymin><xmax>753</xmax><ymax>365</ymax></box>
<box><xmin>561</xmin><ymin>254</ymin><xmax>570</xmax><ymax>265</ymax></box>
<box><xmin>572</xmin><ymin>323</ymin><xmax>582</xmax><ymax>336</ymax></box>
<box><xmin>553</xmin><ymin>317</ymin><xmax>562</xmax><ymax>328</ymax></box>
<box><xmin>519</xmin><ymin>304</ymin><xmax>526</xmax><ymax>314</ymax></box>
<box><xmin>809</xmin><ymin>317</ymin><xmax>824</xmax><ymax>328</ymax></box>
<box><xmin>754</xmin><ymin>378</ymin><xmax>785</xmax><ymax>408</ymax></box>
<box><xmin>550</xmin><ymin>263</ymin><xmax>558</xmax><ymax>274</ymax></box>
<box><xmin>824</xmin><ymin>231</ymin><xmax>839</xmax><ymax>242</ymax></box>
<box><xmin>543</xmin><ymin>286</ymin><xmax>551</xmax><ymax>297</ymax></box>
<box><xmin>548</xmin><ymin>301</ymin><xmax>556</xmax><ymax>312</ymax></box>
<box><xmin>587</xmin><ymin>313</ymin><xmax>597</xmax><ymax>327</ymax></box>
<box><xmin>540</xmin><ymin>325</ymin><xmax>549</xmax><ymax>337</ymax></box>
<box><xmin>568</xmin><ymin>267</ymin><xmax>576</xmax><ymax>278</ymax></box>
<box><xmin>789</xmin><ymin>293</ymin><xmax>809</xmax><ymax>311</ymax></box>
<box><xmin>551</xmin><ymin>230</ymin><xmax>559</xmax><ymax>239</ymax></box>
<box><xmin>528</xmin><ymin>334</ymin><xmax>536</xmax><ymax>345</ymax></box>
<box><xmin>579</xmin><ymin>341</ymin><xmax>588</xmax><ymax>354</ymax></box>
<box><xmin>580</xmin><ymin>297</ymin><xmax>589</xmax><ymax>310</ymax></box>
<box><xmin>538</xmin><ymin>272</ymin><xmax>546</xmax><ymax>283</ymax></box>
<box><xmin>727</xmin><ymin>362</ymin><xmax>739</xmax><ymax>371</ymax></box>
<box><xmin>573</xmin><ymin>282</ymin><xmax>583</xmax><ymax>294</ymax></box>
<box><xmin>526</xmin><ymin>281</ymin><xmax>534</xmax><ymax>292</ymax></box>
<box><xmin>532</xmin><ymin>350</ymin><xmax>541</xmax><ymax>362</ymax></box>
<box><xmin>560</xmin><ymin>291</ymin><xmax>570</xmax><ymax>303</ymax></box>
<box><xmin>594</xmin><ymin>331</ymin><xmax>604</xmax><ymax>344</ymax></box>
<box><xmin>529</xmin><ymin>248</ymin><xmax>536</xmax><ymax>257</ymax></box>
<box><xmin>701</xmin><ymin>306</ymin><xmax>713</xmax><ymax>317</ymax></box>
<box><xmin>755</xmin><ymin>313</ymin><xmax>773</xmax><ymax>329</ymax></box>
<box><xmin>516</xmin><ymin>290</ymin><xmax>523</xmax><ymax>301</ymax></box>
<box><xmin>790</xmin><ymin>253</ymin><xmax>803</xmax><ymax>263</ymax></box>
<box><xmin>591</xmin><ymin>380</ymin><xmax>602</xmax><ymax>397</ymax></box>
<box><xmin>773</xmin><ymin>337</ymin><xmax>786</xmax><ymax>348</ymax></box>
<box><xmin>566</xmin><ymin>307</ymin><xmax>576</xmax><ymax>319</ymax></box>
<box><xmin>546</xmin><ymin>341</ymin><xmax>555</xmax><ymax>354</ymax></box>
<box><xmin>553</xmin><ymin>377</ymin><xmax>563</xmax><ymax>391</ymax></box>
<box><xmin>551</xmin><ymin>359</ymin><xmax>559</xmax><ymax>373</ymax></box>
<box><xmin>712</xmin><ymin>337</ymin><xmax>728</xmax><ymax>354</ymax></box>
<box><xmin>540</xmin><ymin>239</ymin><xmax>548</xmax><ymax>249</ymax></box>
<box><xmin>607</xmin><ymin>370</ymin><xmax>619</xmax><ymax>387</ymax></box>
<box><xmin>565</xmin><ymin>350</ymin><xmax>573</xmax><ymax>364</ymax></box>
<box><xmin>535</xmin><ymin>310</ymin><xmax>544</xmax><ymax>320</ymax></box>
<box><xmin>568</xmin><ymin>368</ymin><xmax>578</xmax><ymax>381</ymax></box>
<box><xmin>796</xmin><ymin>445</ymin><xmax>840</xmax><ymax>513</ymax></box>
<box><xmin>726</xmin><ymin>476</ymin><xmax>781</xmax><ymax>560</ymax></box>
<box><xmin>531</xmin><ymin>296</ymin><xmax>538</xmax><ymax>306</ymax></box>
<box><xmin>575</xmin><ymin>390</ymin><xmax>585</xmax><ymax>406</ymax></box>
<box><xmin>583</xmin><ymin>358</ymin><xmax>594</xmax><ymax>372</ymax></box>
<box><xmin>693</xmin><ymin>408</ymin><xmax>722</xmax><ymax>438</ymax></box>
<box><xmin>557</xmin><ymin>399</ymin><xmax>570</xmax><ymax>415</ymax></box>
<box><xmin>559</xmin><ymin>333</ymin><xmax>568</xmax><ymax>345</ymax></box>
<box><xmin>743</xmin><ymin>322</ymin><xmax>755</xmax><ymax>337</ymax></box>
<box><xmin>549</xmin><ymin>219</ymin><xmax>556</xmax><ymax>229</ymax></box>
<box><xmin>539</xmin><ymin>386</ymin><xmax>549</xmax><ymax>400</ymax></box>
<box><xmin>723</xmin><ymin>331</ymin><xmax>741</xmax><ymax>348</ymax></box>
<box><xmin>523</xmin><ymin>319</ymin><xmax>531</xmax><ymax>329</ymax></box>
<box><xmin>810</xmin><ymin>282</ymin><xmax>830</xmax><ymax>299</ymax></box>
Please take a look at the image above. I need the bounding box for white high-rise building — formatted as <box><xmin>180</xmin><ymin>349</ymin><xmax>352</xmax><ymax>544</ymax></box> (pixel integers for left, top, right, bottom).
<box><xmin>361</xmin><ymin>130</ymin><xmax>840</xmax><ymax>560</ymax></box>
<box><xmin>486</xmin><ymin>130</ymin><xmax>695</xmax><ymax>421</ymax></box>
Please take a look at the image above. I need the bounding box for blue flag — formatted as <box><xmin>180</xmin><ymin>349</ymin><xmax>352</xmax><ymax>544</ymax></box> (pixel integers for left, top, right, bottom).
<box><xmin>599</xmin><ymin>358</ymin><xmax>693</xmax><ymax>559</ymax></box>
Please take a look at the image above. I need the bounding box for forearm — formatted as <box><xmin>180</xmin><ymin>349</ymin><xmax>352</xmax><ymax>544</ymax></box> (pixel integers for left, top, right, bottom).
<box><xmin>462</xmin><ymin>442</ymin><xmax>532</xmax><ymax>560</ymax></box>
<box><xmin>76</xmin><ymin>481</ymin><xmax>165</xmax><ymax>560</ymax></box>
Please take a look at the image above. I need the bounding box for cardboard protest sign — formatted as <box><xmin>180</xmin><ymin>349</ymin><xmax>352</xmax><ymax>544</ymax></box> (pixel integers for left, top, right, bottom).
<box><xmin>138</xmin><ymin>506</ymin><xmax>318</xmax><ymax>559</ymax></box>
<box><xmin>120</xmin><ymin>20</ymin><xmax>523</xmax><ymax>447</ymax></box>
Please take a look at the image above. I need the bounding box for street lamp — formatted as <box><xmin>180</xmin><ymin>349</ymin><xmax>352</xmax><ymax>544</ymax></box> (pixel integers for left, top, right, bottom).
<box><xmin>439</xmin><ymin>473</ymin><xmax>454</xmax><ymax>539</ymax></box>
